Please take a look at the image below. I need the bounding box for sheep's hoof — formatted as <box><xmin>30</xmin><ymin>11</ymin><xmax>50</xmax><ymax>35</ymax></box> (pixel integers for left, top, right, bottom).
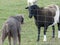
<box><xmin>43</xmin><ymin>39</ymin><xmax>47</xmax><ymax>41</ymax></box>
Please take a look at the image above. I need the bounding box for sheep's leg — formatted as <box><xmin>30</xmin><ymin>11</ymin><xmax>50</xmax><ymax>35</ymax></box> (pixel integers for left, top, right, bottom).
<box><xmin>43</xmin><ymin>27</ymin><xmax>47</xmax><ymax>41</ymax></box>
<box><xmin>52</xmin><ymin>26</ymin><xmax>55</xmax><ymax>38</ymax></box>
<box><xmin>57</xmin><ymin>23</ymin><xmax>60</xmax><ymax>38</ymax></box>
<box><xmin>37</xmin><ymin>27</ymin><xmax>41</xmax><ymax>42</ymax></box>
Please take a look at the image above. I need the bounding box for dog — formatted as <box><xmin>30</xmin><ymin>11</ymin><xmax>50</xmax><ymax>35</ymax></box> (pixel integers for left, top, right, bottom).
<box><xmin>2</xmin><ymin>14</ymin><xmax>24</xmax><ymax>45</ymax></box>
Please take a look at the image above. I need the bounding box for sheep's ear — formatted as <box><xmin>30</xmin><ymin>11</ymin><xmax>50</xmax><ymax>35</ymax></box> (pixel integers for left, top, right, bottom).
<box><xmin>25</xmin><ymin>7</ymin><xmax>29</xmax><ymax>9</ymax></box>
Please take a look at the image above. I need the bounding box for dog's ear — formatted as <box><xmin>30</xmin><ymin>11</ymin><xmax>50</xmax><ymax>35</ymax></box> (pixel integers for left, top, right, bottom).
<box><xmin>21</xmin><ymin>17</ymin><xmax>24</xmax><ymax>24</ymax></box>
<box><xmin>25</xmin><ymin>7</ymin><xmax>29</xmax><ymax>9</ymax></box>
<box><xmin>20</xmin><ymin>15</ymin><xmax>24</xmax><ymax>24</ymax></box>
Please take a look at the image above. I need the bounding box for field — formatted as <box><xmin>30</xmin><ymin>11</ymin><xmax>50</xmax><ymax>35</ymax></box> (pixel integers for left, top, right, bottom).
<box><xmin>0</xmin><ymin>0</ymin><xmax>60</xmax><ymax>45</ymax></box>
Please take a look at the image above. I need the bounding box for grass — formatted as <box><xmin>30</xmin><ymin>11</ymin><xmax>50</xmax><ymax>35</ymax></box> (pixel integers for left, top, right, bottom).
<box><xmin>0</xmin><ymin>0</ymin><xmax>60</xmax><ymax>45</ymax></box>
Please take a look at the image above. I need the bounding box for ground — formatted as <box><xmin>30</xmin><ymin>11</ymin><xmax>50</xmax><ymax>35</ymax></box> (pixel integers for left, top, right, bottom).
<box><xmin>0</xmin><ymin>0</ymin><xmax>60</xmax><ymax>45</ymax></box>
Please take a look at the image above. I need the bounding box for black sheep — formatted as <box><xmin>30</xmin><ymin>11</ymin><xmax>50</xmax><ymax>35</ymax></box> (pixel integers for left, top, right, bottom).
<box><xmin>26</xmin><ymin>4</ymin><xmax>60</xmax><ymax>41</ymax></box>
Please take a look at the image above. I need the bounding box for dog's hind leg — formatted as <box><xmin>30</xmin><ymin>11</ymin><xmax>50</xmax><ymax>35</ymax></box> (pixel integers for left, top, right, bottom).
<box><xmin>2</xmin><ymin>30</ymin><xmax>7</xmax><ymax>45</ymax></box>
<box><xmin>12</xmin><ymin>29</ymin><xmax>18</xmax><ymax>45</ymax></box>
<box><xmin>18</xmin><ymin>32</ymin><xmax>20</xmax><ymax>45</ymax></box>
<box><xmin>13</xmin><ymin>36</ymin><xmax>17</xmax><ymax>45</ymax></box>
<box><xmin>8</xmin><ymin>35</ymin><xmax>11</xmax><ymax>45</ymax></box>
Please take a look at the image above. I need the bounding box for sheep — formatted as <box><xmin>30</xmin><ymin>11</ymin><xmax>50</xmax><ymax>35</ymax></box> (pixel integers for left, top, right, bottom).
<box><xmin>27</xmin><ymin>0</ymin><xmax>37</xmax><ymax>6</ymax></box>
<box><xmin>2</xmin><ymin>14</ymin><xmax>24</xmax><ymax>45</ymax></box>
<box><xmin>25</xmin><ymin>4</ymin><xmax>60</xmax><ymax>41</ymax></box>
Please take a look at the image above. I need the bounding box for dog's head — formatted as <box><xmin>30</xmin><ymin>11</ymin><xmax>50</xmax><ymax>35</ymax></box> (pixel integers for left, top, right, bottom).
<box><xmin>10</xmin><ymin>14</ymin><xmax>24</xmax><ymax>24</ymax></box>
<box><xmin>19</xmin><ymin>15</ymin><xmax>24</xmax><ymax>24</ymax></box>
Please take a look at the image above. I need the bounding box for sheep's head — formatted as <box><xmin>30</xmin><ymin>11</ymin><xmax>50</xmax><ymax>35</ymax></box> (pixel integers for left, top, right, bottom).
<box><xmin>25</xmin><ymin>5</ymin><xmax>38</xmax><ymax>18</ymax></box>
<box><xmin>25</xmin><ymin>5</ymin><xmax>44</xmax><ymax>18</ymax></box>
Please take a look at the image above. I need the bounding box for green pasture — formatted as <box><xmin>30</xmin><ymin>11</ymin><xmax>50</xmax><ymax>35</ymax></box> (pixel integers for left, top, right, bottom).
<box><xmin>0</xmin><ymin>0</ymin><xmax>60</xmax><ymax>45</ymax></box>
